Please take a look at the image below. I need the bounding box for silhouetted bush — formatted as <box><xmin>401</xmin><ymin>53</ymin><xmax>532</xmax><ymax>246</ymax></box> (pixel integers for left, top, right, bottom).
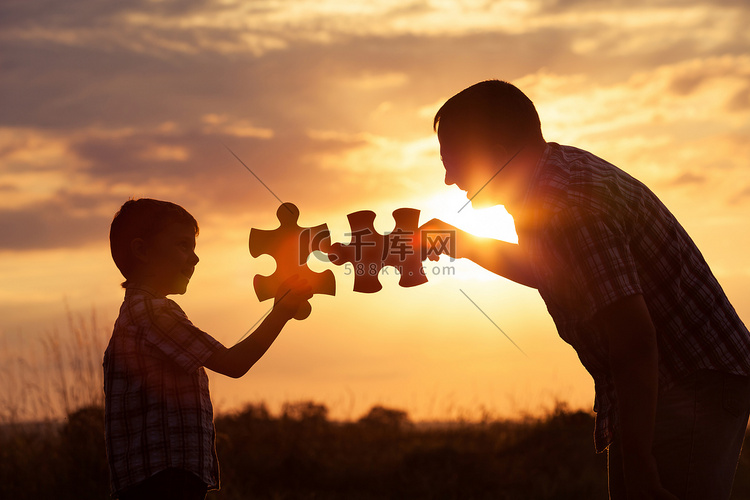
<box><xmin>1</xmin><ymin>402</ymin><xmax>749</xmax><ymax>499</ymax></box>
<box><xmin>0</xmin><ymin>405</ymin><xmax>107</xmax><ymax>500</ymax></box>
<box><xmin>359</xmin><ymin>405</ymin><xmax>409</xmax><ymax>428</ymax></box>
<box><xmin>59</xmin><ymin>406</ymin><xmax>109</xmax><ymax>499</ymax></box>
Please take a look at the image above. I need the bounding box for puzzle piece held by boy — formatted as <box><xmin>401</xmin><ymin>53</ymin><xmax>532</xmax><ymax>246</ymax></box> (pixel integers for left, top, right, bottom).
<box><xmin>249</xmin><ymin>203</ymin><xmax>335</xmax><ymax>320</ymax></box>
<box><xmin>328</xmin><ymin>208</ymin><xmax>429</xmax><ymax>293</ymax></box>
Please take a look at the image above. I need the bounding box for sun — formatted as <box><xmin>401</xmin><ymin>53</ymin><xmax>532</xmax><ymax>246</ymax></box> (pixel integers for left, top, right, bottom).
<box><xmin>420</xmin><ymin>190</ymin><xmax>518</xmax><ymax>244</ymax></box>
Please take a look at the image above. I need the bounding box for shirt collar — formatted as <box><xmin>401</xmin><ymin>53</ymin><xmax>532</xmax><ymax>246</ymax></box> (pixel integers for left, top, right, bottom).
<box><xmin>125</xmin><ymin>284</ymin><xmax>164</xmax><ymax>299</ymax></box>
<box><xmin>515</xmin><ymin>142</ymin><xmax>554</xmax><ymax>234</ymax></box>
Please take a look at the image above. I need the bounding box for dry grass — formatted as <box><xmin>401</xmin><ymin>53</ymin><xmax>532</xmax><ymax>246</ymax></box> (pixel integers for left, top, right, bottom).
<box><xmin>1</xmin><ymin>308</ymin><xmax>748</xmax><ymax>499</ymax></box>
<box><xmin>0</xmin><ymin>306</ymin><xmax>107</xmax><ymax>425</ymax></box>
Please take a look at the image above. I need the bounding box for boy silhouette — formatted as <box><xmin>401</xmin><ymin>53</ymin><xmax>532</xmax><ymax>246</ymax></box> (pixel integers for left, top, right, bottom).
<box><xmin>104</xmin><ymin>198</ymin><xmax>312</xmax><ymax>500</ymax></box>
<box><xmin>421</xmin><ymin>80</ymin><xmax>750</xmax><ymax>499</ymax></box>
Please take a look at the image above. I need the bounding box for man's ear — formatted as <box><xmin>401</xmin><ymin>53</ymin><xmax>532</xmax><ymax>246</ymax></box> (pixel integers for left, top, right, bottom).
<box><xmin>490</xmin><ymin>141</ymin><xmax>510</xmax><ymax>160</ymax></box>
<box><xmin>130</xmin><ymin>238</ymin><xmax>149</xmax><ymax>264</ymax></box>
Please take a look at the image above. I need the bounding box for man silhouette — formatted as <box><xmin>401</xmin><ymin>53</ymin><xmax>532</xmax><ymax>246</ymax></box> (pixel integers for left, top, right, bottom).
<box><xmin>421</xmin><ymin>80</ymin><xmax>750</xmax><ymax>499</ymax></box>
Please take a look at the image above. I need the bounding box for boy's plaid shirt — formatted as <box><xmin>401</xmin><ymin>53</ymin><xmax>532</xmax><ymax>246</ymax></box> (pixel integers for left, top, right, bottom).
<box><xmin>103</xmin><ymin>286</ymin><xmax>222</xmax><ymax>495</ymax></box>
<box><xmin>520</xmin><ymin>143</ymin><xmax>750</xmax><ymax>453</ymax></box>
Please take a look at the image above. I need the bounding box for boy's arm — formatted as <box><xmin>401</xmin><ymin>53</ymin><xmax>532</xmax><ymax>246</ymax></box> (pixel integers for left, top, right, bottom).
<box><xmin>419</xmin><ymin>218</ymin><xmax>537</xmax><ymax>288</ymax></box>
<box><xmin>204</xmin><ymin>276</ymin><xmax>312</xmax><ymax>379</ymax></box>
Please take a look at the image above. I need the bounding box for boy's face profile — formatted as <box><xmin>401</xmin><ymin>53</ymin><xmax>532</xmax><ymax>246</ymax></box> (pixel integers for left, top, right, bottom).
<box><xmin>132</xmin><ymin>222</ymin><xmax>199</xmax><ymax>297</ymax></box>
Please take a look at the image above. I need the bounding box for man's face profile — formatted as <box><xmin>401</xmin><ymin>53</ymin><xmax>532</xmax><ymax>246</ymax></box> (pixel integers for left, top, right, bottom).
<box><xmin>439</xmin><ymin>131</ymin><xmax>511</xmax><ymax>209</ymax></box>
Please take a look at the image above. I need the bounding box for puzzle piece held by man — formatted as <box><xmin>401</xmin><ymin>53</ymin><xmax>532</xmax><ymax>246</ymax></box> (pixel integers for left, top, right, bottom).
<box><xmin>249</xmin><ymin>202</ymin><xmax>335</xmax><ymax>320</ymax></box>
<box><xmin>328</xmin><ymin>208</ymin><xmax>429</xmax><ymax>293</ymax></box>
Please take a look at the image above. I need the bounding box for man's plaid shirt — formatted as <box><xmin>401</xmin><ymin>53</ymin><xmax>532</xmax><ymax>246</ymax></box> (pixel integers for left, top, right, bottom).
<box><xmin>104</xmin><ymin>286</ymin><xmax>221</xmax><ymax>495</ymax></box>
<box><xmin>520</xmin><ymin>143</ymin><xmax>750</xmax><ymax>453</ymax></box>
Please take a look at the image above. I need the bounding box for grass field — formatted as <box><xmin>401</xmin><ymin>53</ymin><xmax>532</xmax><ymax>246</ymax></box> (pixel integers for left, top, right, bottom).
<box><xmin>2</xmin><ymin>311</ymin><xmax>749</xmax><ymax>499</ymax></box>
<box><xmin>1</xmin><ymin>401</ymin><xmax>749</xmax><ymax>500</ymax></box>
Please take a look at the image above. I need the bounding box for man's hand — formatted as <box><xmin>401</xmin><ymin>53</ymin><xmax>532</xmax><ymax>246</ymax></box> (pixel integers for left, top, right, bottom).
<box><xmin>419</xmin><ymin>218</ymin><xmax>459</xmax><ymax>261</ymax></box>
<box><xmin>418</xmin><ymin>218</ymin><xmax>537</xmax><ymax>287</ymax></box>
<box><xmin>272</xmin><ymin>275</ymin><xmax>313</xmax><ymax>321</ymax></box>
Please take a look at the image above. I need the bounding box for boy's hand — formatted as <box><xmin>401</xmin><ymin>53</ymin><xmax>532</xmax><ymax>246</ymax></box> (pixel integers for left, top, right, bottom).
<box><xmin>272</xmin><ymin>275</ymin><xmax>314</xmax><ymax>320</ymax></box>
<box><xmin>419</xmin><ymin>218</ymin><xmax>459</xmax><ymax>261</ymax></box>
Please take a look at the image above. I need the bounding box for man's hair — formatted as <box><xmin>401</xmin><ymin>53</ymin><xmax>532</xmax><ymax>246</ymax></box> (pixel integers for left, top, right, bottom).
<box><xmin>433</xmin><ymin>80</ymin><xmax>543</xmax><ymax>151</ymax></box>
<box><xmin>110</xmin><ymin>198</ymin><xmax>198</xmax><ymax>288</ymax></box>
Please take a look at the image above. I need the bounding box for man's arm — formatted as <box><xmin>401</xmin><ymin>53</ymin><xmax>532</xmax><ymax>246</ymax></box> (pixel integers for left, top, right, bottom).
<box><xmin>204</xmin><ymin>276</ymin><xmax>312</xmax><ymax>379</ymax></box>
<box><xmin>597</xmin><ymin>294</ymin><xmax>677</xmax><ymax>500</ymax></box>
<box><xmin>420</xmin><ymin>218</ymin><xmax>537</xmax><ymax>288</ymax></box>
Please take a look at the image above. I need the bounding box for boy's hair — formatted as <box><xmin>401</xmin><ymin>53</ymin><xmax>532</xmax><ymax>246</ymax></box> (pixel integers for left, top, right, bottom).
<box><xmin>110</xmin><ymin>198</ymin><xmax>199</xmax><ymax>288</ymax></box>
<box><xmin>433</xmin><ymin>80</ymin><xmax>543</xmax><ymax>152</ymax></box>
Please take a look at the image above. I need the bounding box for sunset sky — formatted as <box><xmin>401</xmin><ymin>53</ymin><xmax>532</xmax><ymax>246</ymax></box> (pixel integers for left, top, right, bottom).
<box><xmin>2</xmin><ymin>0</ymin><xmax>749</xmax><ymax>422</ymax></box>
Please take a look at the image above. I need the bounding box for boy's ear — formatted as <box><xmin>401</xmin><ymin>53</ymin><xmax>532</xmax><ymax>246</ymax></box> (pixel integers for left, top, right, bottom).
<box><xmin>130</xmin><ymin>238</ymin><xmax>149</xmax><ymax>264</ymax></box>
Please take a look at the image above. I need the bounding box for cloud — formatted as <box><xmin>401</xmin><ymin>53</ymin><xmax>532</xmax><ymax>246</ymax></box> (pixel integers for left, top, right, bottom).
<box><xmin>727</xmin><ymin>86</ymin><xmax>750</xmax><ymax>112</ymax></box>
<box><xmin>5</xmin><ymin>0</ymin><xmax>745</xmax><ymax>65</ymax></box>
<box><xmin>0</xmin><ymin>192</ymin><xmax>113</xmax><ymax>250</ymax></box>
<box><xmin>5</xmin><ymin>0</ymin><xmax>745</xmax><ymax>137</ymax></box>
<box><xmin>668</xmin><ymin>56</ymin><xmax>750</xmax><ymax>96</ymax></box>
<box><xmin>664</xmin><ymin>172</ymin><xmax>707</xmax><ymax>187</ymax></box>
<box><xmin>1</xmin><ymin>0</ymin><xmax>749</xmax><ymax>251</ymax></box>
<box><xmin>543</xmin><ymin>0</ymin><xmax>750</xmax><ymax>8</ymax></box>
<box><xmin>518</xmin><ymin>56</ymin><xmax>750</xmax><ymax>144</ymax></box>
<box><xmin>0</xmin><ymin>120</ymin><xmax>412</xmax><ymax>250</ymax></box>
<box><xmin>70</xmin><ymin>126</ymin><xmax>372</xmax><ymax>206</ymax></box>
<box><xmin>729</xmin><ymin>186</ymin><xmax>750</xmax><ymax>206</ymax></box>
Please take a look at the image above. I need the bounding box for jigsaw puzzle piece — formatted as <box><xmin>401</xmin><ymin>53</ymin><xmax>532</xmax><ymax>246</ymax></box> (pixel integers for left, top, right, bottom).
<box><xmin>384</xmin><ymin>208</ymin><xmax>428</xmax><ymax>288</ymax></box>
<box><xmin>249</xmin><ymin>202</ymin><xmax>335</xmax><ymax>320</ymax></box>
<box><xmin>328</xmin><ymin>210</ymin><xmax>384</xmax><ymax>293</ymax></box>
<box><xmin>328</xmin><ymin>208</ymin><xmax>428</xmax><ymax>293</ymax></box>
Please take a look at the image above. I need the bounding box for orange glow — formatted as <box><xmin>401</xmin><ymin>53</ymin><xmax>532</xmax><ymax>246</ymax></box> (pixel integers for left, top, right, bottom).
<box><xmin>1</xmin><ymin>0</ymin><xmax>749</xmax><ymax>426</ymax></box>
<box><xmin>421</xmin><ymin>191</ymin><xmax>518</xmax><ymax>243</ymax></box>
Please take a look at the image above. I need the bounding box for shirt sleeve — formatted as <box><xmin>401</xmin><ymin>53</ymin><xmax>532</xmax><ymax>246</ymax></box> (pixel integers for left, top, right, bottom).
<box><xmin>142</xmin><ymin>298</ymin><xmax>223</xmax><ymax>374</ymax></box>
<box><xmin>548</xmin><ymin>207</ymin><xmax>643</xmax><ymax>319</ymax></box>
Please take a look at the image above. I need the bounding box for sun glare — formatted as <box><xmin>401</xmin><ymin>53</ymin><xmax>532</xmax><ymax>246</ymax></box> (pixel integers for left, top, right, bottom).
<box><xmin>421</xmin><ymin>190</ymin><xmax>518</xmax><ymax>244</ymax></box>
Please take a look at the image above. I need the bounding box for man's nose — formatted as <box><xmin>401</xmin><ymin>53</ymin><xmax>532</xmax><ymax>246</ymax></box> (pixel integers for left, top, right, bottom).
<box><xmin>444</xmin><ymin>171</ymin><xmax>456</xmax><ymax>186</ymax></box>
<box><xmin>191</xmin><ymin>252</ymin><xmax>200</xmax><ymax>265</ymax></box>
